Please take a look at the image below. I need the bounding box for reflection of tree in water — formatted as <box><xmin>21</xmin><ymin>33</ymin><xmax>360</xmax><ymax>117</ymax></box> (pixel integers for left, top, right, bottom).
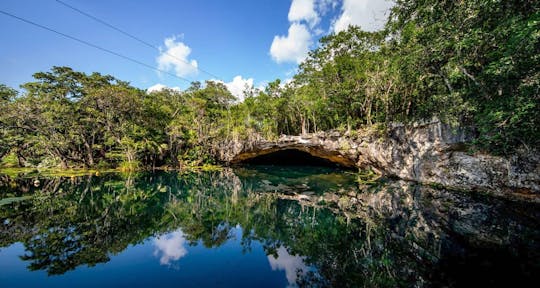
<box><xmin>0</xmin><ymin>169</ymin><xmax>538</xmax><ymax>287</ymax></box>
<box><xmin>1</xmin><ymin>173</ymin><xmax>176</xmax><ymax>275</ymax></box>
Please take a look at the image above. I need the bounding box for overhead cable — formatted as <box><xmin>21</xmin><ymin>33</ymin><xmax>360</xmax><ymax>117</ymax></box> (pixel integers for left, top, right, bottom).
<box><xmin>55</xmin><ymin>0</ymin><xmax>222</xmax><ymax>80</ymax></box>
<box><xmin>0</xmin><ymin>9</ymin><xmax>192</xmax><ymax>83</ymax></box>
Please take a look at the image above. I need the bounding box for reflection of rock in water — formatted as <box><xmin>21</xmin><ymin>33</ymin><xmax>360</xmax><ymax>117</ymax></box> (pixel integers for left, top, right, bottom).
<box><xmin>237</xmin><ymin>169</ymin><xmax>540</xmax><ymax>286</ymax></box>
<box><xmin>1</xmin><ymin>169</ymin><xmax>538</xmax><ymax>286</ymax></box>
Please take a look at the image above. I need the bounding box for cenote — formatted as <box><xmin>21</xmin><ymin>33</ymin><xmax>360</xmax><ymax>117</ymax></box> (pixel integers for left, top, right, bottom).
<box><xmin>0</xmin><ymin>165</ymin><xmax>539</xmax><ymax>287</ymax></box>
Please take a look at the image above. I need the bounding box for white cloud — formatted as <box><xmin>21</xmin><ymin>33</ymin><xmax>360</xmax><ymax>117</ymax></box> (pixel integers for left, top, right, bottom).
<box><xmin>316</xmin><ymin>0</ymin><xmax>339</xmax><ymax>15</ymax></box>
<box><xmin>153</xmin><ymin>230</ymin><xmax>188</xmax><ymax>265</ymax></box>
<box><xmin>270</xmin><ymin>0</ymin><xmax>343</xmax><ymax>64</ymax></box>
<box><xmin>157</xmin><ymin>35</ymin><xmax>199</xmax><ymax>78</ymax></box>
<box><xmin>268</xmin><ymin>247</ymin><xmax>309</xmax><ymax>287</ymax></box>
<box><xmin>333</xmin><ymin>0</ymin><xmax>394</xmax><ymax>33</ymax></box>
<box><xmin>281</xmin><ymin>77</ymin><xmax>294</xmax><ymax>88</ymax></box>
<box><xmin>225</xmin><ymin>76</ymin><xmax>254</xmax><ymax>101</ymax></box>
<box><xmin>256</xmin><ymin>80</ymin><xmax>268</xmax><ymax>92</ymax></box>
<box><xmin>212</xmin><ymin>76</ymin><xmax>254</xmax><ymax>101</ymax></box>
<box><xmin>313</xmin><ymin>27</ymin><xmax>325</xmax><ymax>36</ymax></box>
<box><xmin>270</xmin><ymin>23</ymin><xmax>312</xmax><ymax>64</ymax></box>
<box><xmin>147</xmin><ymin>83</ymin><xmax>181</xmax><ymax>93</ymax></box>
<box><xmin>288</xmin><ymin>0</ymin><xmax>319</xmax><ymax>28</ymax></box>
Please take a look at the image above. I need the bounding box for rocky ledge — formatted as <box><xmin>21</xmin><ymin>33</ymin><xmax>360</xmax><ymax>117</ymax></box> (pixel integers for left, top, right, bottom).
<box><xmin>213</xmin><ymin>121</ymin><xmax>539</xmax><ymax>201</ymax></box>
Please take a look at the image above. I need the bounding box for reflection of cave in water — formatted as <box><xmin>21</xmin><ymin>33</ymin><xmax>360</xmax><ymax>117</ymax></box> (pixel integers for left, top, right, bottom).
<box><xmin>1</xmin><ymin>170</ymin><xmax>538</xmax><ymax>287</ymax></box>
<box><xmin>242</xmin><ymin>149</ymin><xmax>343</xmax><ymax>168</ymax></box>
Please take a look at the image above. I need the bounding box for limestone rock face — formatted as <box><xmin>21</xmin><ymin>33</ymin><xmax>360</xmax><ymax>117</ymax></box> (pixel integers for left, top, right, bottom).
<box><xmin>354</xmin><ymin>122</ymin><xmax>539</xmax><ymax>199</ymax></box>
<box><xmin>214</xmin><ymin>121</ymin><xmax>540</xmax><ymax>200</ymax></box>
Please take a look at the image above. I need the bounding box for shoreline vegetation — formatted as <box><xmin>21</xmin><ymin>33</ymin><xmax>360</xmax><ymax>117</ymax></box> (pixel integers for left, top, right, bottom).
<box><xmin>1</xmin><ymin>1</ymin><xmax>538</xmax><ymax>172</ymax></box>
<box><xmin>0</xmin><ymin>164</ymin><xmax>223</xmax><ymax>178</ymax></box>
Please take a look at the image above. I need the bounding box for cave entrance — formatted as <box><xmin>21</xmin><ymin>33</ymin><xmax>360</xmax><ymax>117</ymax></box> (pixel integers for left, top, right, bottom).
<box><xmin>240</xmin><ymin>149</ymin><xmax>345</xmax><ymax>168</ymax></box>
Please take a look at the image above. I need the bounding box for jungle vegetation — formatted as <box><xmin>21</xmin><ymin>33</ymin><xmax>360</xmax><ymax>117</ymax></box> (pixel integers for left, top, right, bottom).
<box><xmin>1</xmin><ymin>0</ymin><xmax>538</xmax><ymax>169</ymax></box>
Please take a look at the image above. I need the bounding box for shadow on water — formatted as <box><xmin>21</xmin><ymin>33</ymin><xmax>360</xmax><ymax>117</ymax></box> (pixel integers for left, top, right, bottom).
<box><xmin>0</xmin><ymin>168</ymin><xmax>539</xmax><ymax>287</ymax></box>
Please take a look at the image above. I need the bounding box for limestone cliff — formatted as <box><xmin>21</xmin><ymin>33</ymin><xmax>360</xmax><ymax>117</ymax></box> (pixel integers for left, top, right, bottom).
<box><xmin>354</xmin><ymin>122</ymin><xmax>539</xmax><ymax>200</ymax></box>
<box><xmin>213</xmin><ymin>121</ymin><xmax>539</xmax><ymax>200</ymax></box>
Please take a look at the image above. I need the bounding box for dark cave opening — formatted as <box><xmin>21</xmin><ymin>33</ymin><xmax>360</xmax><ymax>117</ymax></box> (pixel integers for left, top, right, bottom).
<box><xmin>240</xmin><ymin>149</ymin><xmax>345</xmax><ymax>168</ymax></box>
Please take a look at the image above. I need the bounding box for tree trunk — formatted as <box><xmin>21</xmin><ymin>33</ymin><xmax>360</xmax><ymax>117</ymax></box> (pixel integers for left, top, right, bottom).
<box><xmin>84</xmin><ymin>141</ymin><xmax>94</xmax><ymax>167</ymax></box>
<box><xmin>300</xmin><ymin>115</ymin><xmax>306</xmax><ymax>135</ymax></box>
<box><xmin>60</xmin><ymin>158</ymin><xmax>68</xmax><ymax>169</ymax></box>
<box><xmin>16</xmin><ymin>151</ymin><xmax>25</xmax><ymax>167</ymax></box>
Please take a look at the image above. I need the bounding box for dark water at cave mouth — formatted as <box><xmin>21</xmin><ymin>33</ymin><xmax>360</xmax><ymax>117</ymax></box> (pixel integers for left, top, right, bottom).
<box><xmin>0</xmin><ymin>168</ymin><xmax>538</xmax><ymax>287</ymax></box>
<box><xmin>240</xmin><ymin>149</ymin><xmax>344</xmax><ymax>168</ymax></box>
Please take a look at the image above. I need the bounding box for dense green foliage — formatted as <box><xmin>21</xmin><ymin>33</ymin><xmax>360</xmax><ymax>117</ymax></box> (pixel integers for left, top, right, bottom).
<box><xmin>0</xmin><ymin>0</ymin><xmax>537</xmax><ymax>168</ymax></box>
<box><xmin>0</xmin><ymin>68</ymin><xmax>236</xmax><ymax>169</ymax></box>
<box><xmin>388</xmin><ymin>0</ymin><xmax>540</xmax><ymax>153</ymax></box>
<box><xmin>238</xmin><ymin>0</ymin><xmax>539</xmax><ymax>152</ymax></box>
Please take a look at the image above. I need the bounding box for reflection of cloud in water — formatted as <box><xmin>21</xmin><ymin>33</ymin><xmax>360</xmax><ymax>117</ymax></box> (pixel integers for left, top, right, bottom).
<box><xmin>268</xmin><ymin>247</ymin><xmax>308</xmax><ymax>286</ymax></box>
<box><xmin>153</xmin><ymin>230</ymin><xmax>188</xmax><ymax>265</ymax></box>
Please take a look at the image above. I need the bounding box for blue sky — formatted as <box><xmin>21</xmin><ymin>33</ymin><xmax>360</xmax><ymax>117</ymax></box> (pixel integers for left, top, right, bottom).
<box><xmin>0</xmin><ymin>0</ymin><xmax>393</xmax><ymax>99</ymax></box>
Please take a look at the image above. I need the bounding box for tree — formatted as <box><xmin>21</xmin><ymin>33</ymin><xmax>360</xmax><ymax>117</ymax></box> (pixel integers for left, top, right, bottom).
<box><xmin>388</xmin><ymin>0</ymin><xmax>540</xmax><ymax>153</ymax></box>
<box><xmin>0</xmin><ymin>85</ymin><xmax>19</xmax><ymax>162</ymax></box>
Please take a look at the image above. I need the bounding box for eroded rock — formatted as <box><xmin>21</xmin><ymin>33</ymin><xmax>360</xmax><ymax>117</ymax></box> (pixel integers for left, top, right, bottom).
<box><xmin>214</xmin><ymin>121</ymin><xmax>540</xmax><ymax>200</ymax></box>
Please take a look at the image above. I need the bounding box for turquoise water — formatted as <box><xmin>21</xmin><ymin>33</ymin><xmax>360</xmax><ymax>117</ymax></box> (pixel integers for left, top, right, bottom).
<box><xmin>0</xmin><ymin>167</ymin><xmax>539</xmax><ymax>287</ymax></box>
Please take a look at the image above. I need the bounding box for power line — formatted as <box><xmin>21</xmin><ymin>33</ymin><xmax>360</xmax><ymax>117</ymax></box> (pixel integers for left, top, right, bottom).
<box><xmin>55</xmin><ymin>0</ymin><xmax>222</xmax><ymax>80</ymax></box>
<box><xmin>0</xmin><ymin>9</ymin><xmax>192</xmax><ymax>83</ymax></box>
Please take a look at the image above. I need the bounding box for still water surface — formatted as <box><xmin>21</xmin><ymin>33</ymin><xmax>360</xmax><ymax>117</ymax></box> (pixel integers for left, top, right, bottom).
<box><xmin>0</xmin><ymin>166</ymin><xmax>538</xmax><ymax>287</ymax></box>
